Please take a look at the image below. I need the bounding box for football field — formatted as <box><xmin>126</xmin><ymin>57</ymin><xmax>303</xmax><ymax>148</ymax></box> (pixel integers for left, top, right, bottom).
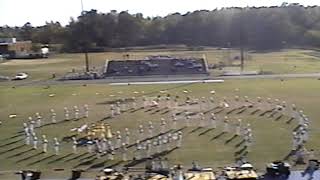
<box><xmin>0</xmin><ymin>49</ymin><xmax>320</xmax><ymax>179</ymax></box>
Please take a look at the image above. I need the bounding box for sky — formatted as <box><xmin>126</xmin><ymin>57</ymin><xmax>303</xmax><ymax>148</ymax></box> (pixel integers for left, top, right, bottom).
<box><xmin>0</xmin><ymin>0</ymin><xmax>319</xmax><ymax>26</ymax></box>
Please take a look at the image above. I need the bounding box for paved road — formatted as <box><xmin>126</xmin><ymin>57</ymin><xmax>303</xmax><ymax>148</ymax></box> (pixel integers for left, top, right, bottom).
<box><xmin>221</xmin><ymin>73</ymin><xmax>320</xmax><ymax>79</ymax></box>
<box><xmin>1</xmin><ymin>73</ymin><xmax>320</xmax><ymax>87</ymax></box>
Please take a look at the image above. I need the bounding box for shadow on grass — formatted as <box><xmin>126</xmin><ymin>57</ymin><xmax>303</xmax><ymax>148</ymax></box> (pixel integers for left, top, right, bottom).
<box><xmin>225</xmin><ymin>135</ymin><xmax>238</xmax><ymax>144</ymax></box>
<box><xmin>275</xmin><ymin>114</ymin><xmax>283</xmax><ymax>121</ymax></box>
<box><xmin>0</xmin><ymin>144</ymin><xmax>25</xmax><ymax>155</ymax></box>
<box><xmin>178</xmin><ymin>103</ymin><xmax>186</xmax><ymax>107</ymax></box>
<box><xmin>14</xmin><ymin>130</ymin><xmax>25</xmax><ymax>135</ymax></box>
<box><xmin>145</xmin><ymin>108</ymin><xmax>155</xmax><ymax>113</ymax></box>
<box><xmin>40</xmin><ymin>118</ymin><xmax>75</xmax><ymax>128</ymax></box>
<box><xmin>73</xmin><ymin>157</ymin><xmax>97</xmax><ymax>168</ymax></box>
<box><xmin>214</xmin><ymin>109</ymin><xmax>224</xmax><ymax>114</ymax></box>
<box><xmin>250</xmin><ymin>109</ymin><xmax>260</xmax><ymax>115</ymax></box>
<box><xmin>242</xmin><ymin>151</ymin><xmax>248</xmax><ymax>157</ymax></box>
<box><xmin>210</xmin><ymin>132</ymin><xmax>226</xmax><ymax>141</ymax></box>
<box><xmin>27</xmin><ymin>154</ymin><xmax>56</xmax><ymax>166</ymax></box>
<box><xmin>73</xmin><ymin>117</ymin><xmax>86</xmax><ymax>122</ymax></box>
<box><xmin>234</xmin><ymin>146</ymin><xmax>247</xmax><ymax>156</ymax></box>
<box><xmin>120</xmin><ymin>110</ymin><xmax>129</xmax><ymax>113</ymax></box>
<box><xmin>79</xmin><ymin>154</ymin><xmax>96</xmax><ymax>162</ymax></box>
<box><xmin>130</xmin><ymin>107</ymin><xmax>144</xmax><ymax>113</ymax></box>
<box><xmin>189</xmin><ymin>127</ymin><xmax>203</xmax><ymax>134</ymax></box>
<box><xmin>0</xmin><ymin>139</ymin><xmax>23</xmax><ymax>148</ymax></box>
<box><xmin>124</xmin><ymin>147</ymin><xmax>178</xmax><ymax>167</ymax></box>
<box><xmin>110</xmin><ymin>128</ymin><xmax>185</xmax><ymax>150</ymax></box>
<box><xmin>293</xmin><ymin>125</ymin><xmax>301</xmax><ymax>132</ymax></box>
<box><xmin>105</xmin><ymin>160</ymin><xmax>123</xmax><ymax>168</ymax></box>
<box><xmin>47</xmin><ymin>153</ymin><xmax>74</xmax><ymax>164</ymax></box>
<box><xmin>236</xmin><ymin>108</ymin><xmax>247</xmax><ymax>114</ymax></box>
<box><xmin>203</xmin><ymin>107</ymin><xmax>221</xmax><ymax>115</ymax></box>
<box><xmin>175</xmin><ymin>110</ymin><xmax>187</xmax><ymax>116</ymax></box>
<box><xmin>126</xmin><ymin>129</ymin><xmax>175</xmax><ymax>149</ymax></box>
<box><xmin>283</xmin><ymin>150</ymin><xmax>296</xmax><ymax>161</ymax></box>
<box><xmin>87</xmin><ymin>160</ymin><xmax>108</xmax><ymax>169</ymax></box>
<box><xmin>188</xmin><ymin>112</ymin><xmax>198</xmax><ymax>116</ymax></box>
<box><xmin>259</xmin><ymin>109</ymin><xmax>273</xmax><ymax>117</ymax></box>
<box><xmin>235</xmin><ymin>139</ymin><xmax>245</xmax><ymax>148</ymax></box>
<box><xmin>172</xmin><ymin>127</ymin><xmax>186</xmax><ymax>133</ymax></box>
<box><xmin>269</xmin><ymin>111</ymin><xmax>278</xmax><ymax>118</ymax></box>
<box><xmin>160</xmin><ymin>110</ymin><xmax>170</xmax><ymax>115</ymax></box>
<box><xmin>286</xmin><ymin>117</ymin><xmax>294</xmax><ymax>124</ymax></box>
<box><xmin>226</xmin><ymin>108</ymin><xmax>239</xmax><ymax>115</ymax></box>
<box><xmin>7</xmin><ymin>148</ymin><xmax>34</xmax><ymax>158</ymax></box>
<box><xmin>64</xmin><ymin>152</ymin><xmax>89</xmax><ymax>162</ymax></box>
<box><xmin>1</xmin><ymin>133</ymin><xmax>24</xmax><ymax>142</ymax></box>
<box><xmin>16</xmin><ymin>151</ymin><xmax>44</xmax><ymax>163</ymax></box>
<box><xmin>150</xmin><ymin>109</ymin><xmax>161</xmax><ymax>115</ymax></box>
<box><xmin>100</xmin><ymin>116</ymin><xmax>112</xmax><ymax>121</ymax></box>
<box><xmin>198</xmin><ymin>128</ymin><xmax>215</xmax><ymax>136</ymax></box>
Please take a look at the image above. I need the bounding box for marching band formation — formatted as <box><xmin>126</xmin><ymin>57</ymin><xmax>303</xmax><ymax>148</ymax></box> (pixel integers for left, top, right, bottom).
<box><xmin>17</xmin><ymin>91</ymin><xmax>317</xmax><ymax>179</ymax></box>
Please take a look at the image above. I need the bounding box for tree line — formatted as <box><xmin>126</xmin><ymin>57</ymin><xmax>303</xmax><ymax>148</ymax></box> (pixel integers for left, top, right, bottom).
<box><xmin>1</xmin><ymin>3</ymin><xmax>320</xmax><ymax>52</ymax></box>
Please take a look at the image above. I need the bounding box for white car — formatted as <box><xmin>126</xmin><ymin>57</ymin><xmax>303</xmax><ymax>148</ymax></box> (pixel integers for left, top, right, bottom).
<box><xmin>13</xmin><ymin>73</ymin><xmax>28</xmax><ymax>80</ymax></box>
<box><xmin>0</xmin><ymin>75</ymin><xmax>10</xmax><ymax>81</ymax></box>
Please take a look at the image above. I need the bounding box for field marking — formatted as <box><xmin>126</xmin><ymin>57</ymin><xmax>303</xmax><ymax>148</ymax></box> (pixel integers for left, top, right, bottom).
<box><xmin>109</xmin><ymin>79</ymin><xmax>224</xmax><ymax>85</ymax></box>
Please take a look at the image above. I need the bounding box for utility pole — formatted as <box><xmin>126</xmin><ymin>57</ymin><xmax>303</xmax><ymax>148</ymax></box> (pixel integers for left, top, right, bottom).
<box><xmin>81</xmin><ymin>0</ymin><xmax>89</xmax><ymax>72</ymax></box>
<box><xmin>85</xmin><ymin>51</ymin><xmax>89</xmax><ymax>72</ymax></box>
<box><xmin>240</xmin><ymin>46</ymin><xmax>244</xmax><ymax>72</ymax></box>
<box><xmin>81</xmin><ymin>0</ymin><xmax>84</xmax><ymax>14</ymax></box>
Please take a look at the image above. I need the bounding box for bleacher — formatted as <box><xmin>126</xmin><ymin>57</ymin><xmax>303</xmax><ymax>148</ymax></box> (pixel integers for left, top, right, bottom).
<box><xmin>104</xmin><ymin>57</ymin><xmax>209</xmax><ymax>77</ymax></box>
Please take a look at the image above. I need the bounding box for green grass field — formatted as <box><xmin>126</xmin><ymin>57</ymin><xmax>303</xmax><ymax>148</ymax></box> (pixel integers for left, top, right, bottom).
<box><xmin>0</xmin><ymin>79</ymin><xmax>320</xmax><ymax>168</ymax></box>
<box><xmin>0</xmin><ymin>49</ymin><xmax>320</xmax><ymax>179</ymax></box>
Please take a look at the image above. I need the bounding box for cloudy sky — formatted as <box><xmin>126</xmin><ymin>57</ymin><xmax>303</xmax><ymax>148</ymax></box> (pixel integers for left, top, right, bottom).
<box><xmin>0</xmin><ymin>0</ymin><xmax>319</xmax><ymax>26</ymax></box>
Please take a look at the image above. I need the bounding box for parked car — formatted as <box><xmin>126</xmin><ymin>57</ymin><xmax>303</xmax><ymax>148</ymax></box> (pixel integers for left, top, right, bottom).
<box><xmin>0</xmin><ymin>75</ymin><xmax>10</xmax><ymax>81</ymax></box>
<box><xmin>0</xmin><ymin>54</ymin><xmax>10</xmax><ymax>60</ymax></box>
<box><xmin>174</xmin><ymin>62</ymin><xmax>184</xmax><ymax>67</ymax></box>
<box><xmin>13</xmin><ymin>73</ymin><xmax>28</xmax><ymax>80</ymax></box>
